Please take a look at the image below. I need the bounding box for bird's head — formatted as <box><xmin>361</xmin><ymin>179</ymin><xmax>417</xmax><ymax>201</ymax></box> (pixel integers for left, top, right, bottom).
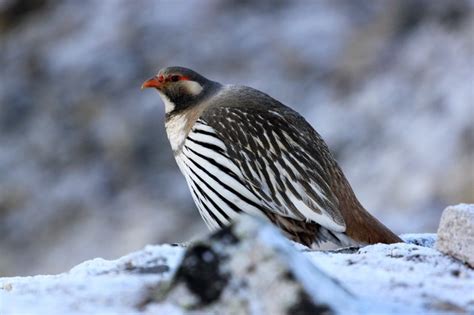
<box><xmin>142</xmin><ymin>66</ymin><xmax>219</xmax><ymax>115</ymax></box>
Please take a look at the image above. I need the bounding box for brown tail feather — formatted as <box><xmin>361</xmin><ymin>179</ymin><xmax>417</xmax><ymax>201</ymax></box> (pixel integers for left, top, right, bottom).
<box><xmin>331</xmin><ymin>165</ymin><xmax>402</xmax><ymax>244</ymax></box>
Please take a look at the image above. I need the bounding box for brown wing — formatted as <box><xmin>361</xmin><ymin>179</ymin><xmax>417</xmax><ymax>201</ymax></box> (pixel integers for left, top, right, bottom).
<box><xmin>200</xmin><ymin>94</ymin><xmax>346</xmax><ymax>233</ymax></box>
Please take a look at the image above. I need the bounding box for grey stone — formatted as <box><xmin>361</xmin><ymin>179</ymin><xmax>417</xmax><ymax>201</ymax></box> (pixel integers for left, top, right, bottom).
<box><xmin>436</xmin><ymin>204</ymin><xmax>474</xmax><ymax>267</ymax></box>
<box><xmin>146</xmin><ymin>215</ymin><xmax>359</xmax><ymax>315</ymax></box>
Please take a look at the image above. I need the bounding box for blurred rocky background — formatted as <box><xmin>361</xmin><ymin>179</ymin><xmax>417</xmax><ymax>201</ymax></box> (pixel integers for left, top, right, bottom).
<box><xmin>0</xmin><ymin>0</ymin><xmax>472</xmax><ymax>276</ymax></box>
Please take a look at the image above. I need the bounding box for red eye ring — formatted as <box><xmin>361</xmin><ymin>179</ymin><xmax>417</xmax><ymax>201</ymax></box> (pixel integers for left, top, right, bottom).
<box><xmin>170</xmin><ymin>75</ymin><xmax>181</xmax><ymax>82</ymax></box>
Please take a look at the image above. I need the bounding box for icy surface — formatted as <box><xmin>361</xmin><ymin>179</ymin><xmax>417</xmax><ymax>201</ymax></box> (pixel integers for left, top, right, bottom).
<box><xmin>0</xmin><ymin>244</ymin><xmax>185</xmax><ymax>315</ymax></box>
<box><xmin>1</xmin><ymin>234</ymin><xmax>472</xmax><ymax>314</ymax></box>
<box><xmin>308</xmin><ymin>234</ymin><xmax>474</xmax><ymax>313</ymax></box>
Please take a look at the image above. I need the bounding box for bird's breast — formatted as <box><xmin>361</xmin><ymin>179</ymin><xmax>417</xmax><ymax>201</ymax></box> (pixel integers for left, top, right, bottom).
<box><xmin>165</xmin><ymin>114</ymin><xmax>189</xmax><ymax>152</ymax></box>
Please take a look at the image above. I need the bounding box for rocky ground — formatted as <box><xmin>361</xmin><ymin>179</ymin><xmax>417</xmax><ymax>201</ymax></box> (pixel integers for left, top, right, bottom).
<box><xmin>0</xmin><ymin>0</ymin><xmax>473</xmax><ymax>276</ymax></box>
<box><xmin>1</xmin><ymin>205</ymin><xmax>473</xmax><ymax>315</ymax></box>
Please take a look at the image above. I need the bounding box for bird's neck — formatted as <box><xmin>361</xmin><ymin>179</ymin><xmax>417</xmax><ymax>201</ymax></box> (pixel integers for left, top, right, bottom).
<box><xmin>164</xmin><ymin>83</ymin><xmax>221</xmax><ymax>153</ymax></box>
<box><xmin>164</xmin><ymin>81</ymin><xmax>221</xmax><ymax>117</ymax></box>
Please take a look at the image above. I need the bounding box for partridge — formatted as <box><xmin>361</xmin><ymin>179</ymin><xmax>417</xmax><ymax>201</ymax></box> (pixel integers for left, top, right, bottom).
<box><xmin>142</xmin><ymin>66</ymin><xmax>402</xmax><ymax>247</ymax></box>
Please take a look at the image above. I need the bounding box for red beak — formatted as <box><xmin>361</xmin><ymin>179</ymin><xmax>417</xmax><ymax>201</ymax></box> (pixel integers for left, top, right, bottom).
<box><xmin>141</xmin><ymin>76</ymin><xmax>162</xmax><ymax>90</ymax></box>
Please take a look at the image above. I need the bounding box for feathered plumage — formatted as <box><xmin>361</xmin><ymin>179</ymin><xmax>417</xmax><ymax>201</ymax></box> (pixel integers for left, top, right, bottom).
<box><xmin>142</xmin><ymin>66</ymin><xmax>401</xmax><ymax>247</ymax></box>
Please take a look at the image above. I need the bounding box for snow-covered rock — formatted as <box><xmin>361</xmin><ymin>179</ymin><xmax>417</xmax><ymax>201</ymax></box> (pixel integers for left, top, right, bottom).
<box><xmin>145</xmin><ymin>216</ymin><xmax>358</xmax><ymax>314</ymax></box>
<box><xmin>437</xmin><ymin>204</ymin><xmax>474</xmax><ymax>267</ymax></box>
<box><xmin>0</xmin><ymin>244</ymin><xmax>186</xmax><ymax>315</ymax></box>
<box><xmin>1</xmin><ymin>216</ymin><xmax>473</xmax><ymax>315</ymax></box>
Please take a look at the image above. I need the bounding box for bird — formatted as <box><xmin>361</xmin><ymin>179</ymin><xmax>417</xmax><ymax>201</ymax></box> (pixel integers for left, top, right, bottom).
<box><xmin>141</xmin><ymin>66</ymin><xmax>402</xmax><ymax>248</ymax></box>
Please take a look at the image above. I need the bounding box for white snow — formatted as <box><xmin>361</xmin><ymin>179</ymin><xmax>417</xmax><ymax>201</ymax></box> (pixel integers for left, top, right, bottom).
<box><xmin>0</xmin><ymin>245</ymin><xmax>185</xmax><ymax>315</ymax></box>
<box><xmin>307</xmin><ymin>234</ymin><xmax>474</xmax><ymax>314</ymax></box>
<box><xmin>1</xmin><ymin>235</ymin><xmax>473</xmax><ymax>314</ymax></box>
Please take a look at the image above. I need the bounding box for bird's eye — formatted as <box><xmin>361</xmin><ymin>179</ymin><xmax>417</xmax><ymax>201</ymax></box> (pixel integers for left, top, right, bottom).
<box><xmin>170</xmin><ymin>75</ymin><xmax>181</xmax><ymax>82</ymax></box>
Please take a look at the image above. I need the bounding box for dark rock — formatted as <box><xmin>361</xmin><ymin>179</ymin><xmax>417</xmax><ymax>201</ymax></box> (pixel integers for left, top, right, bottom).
<box><xmin>176</xmin><ymin>245</ymin><xmax>229</xmax><ymax>305</ymax></box>
<box><xmin>287</xmin><ymin>290</ymin><xmax>334</xmax><ymax>315</ymax></box>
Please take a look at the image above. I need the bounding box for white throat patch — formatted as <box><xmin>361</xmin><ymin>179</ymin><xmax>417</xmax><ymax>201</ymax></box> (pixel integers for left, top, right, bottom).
<box><xmin>158</xmin><ymin>92</ymin><xmax>176</xmax><ymax>114</ymax></box>
<box><xmin>165</xmin><ymin>114</ymin><xmax>188</xmax><ymax>152</ymax></box>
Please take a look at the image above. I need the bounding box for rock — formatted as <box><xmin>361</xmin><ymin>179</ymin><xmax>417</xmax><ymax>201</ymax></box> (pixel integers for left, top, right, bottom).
<box><xmin>1</xmin><ymin>218</ymin><xmax>473</xmax><ymax>314</ymax></box>
<box><xmin>436</xmin><ymin>204</ymin><xmax>474</xmax><ymax>267</ymax></box>
<box><xmin>146</xmin><ymin>216</ymin><xmax>358</xmax><ymax>314</ymax></box>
